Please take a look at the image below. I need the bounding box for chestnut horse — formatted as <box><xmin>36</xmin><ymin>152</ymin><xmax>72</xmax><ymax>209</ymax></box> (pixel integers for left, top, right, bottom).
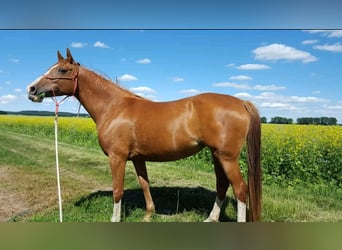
<box><xmin>27</xmin><ymin>49</ymin><xmax>261</xmax><ymax>222</ymax></box>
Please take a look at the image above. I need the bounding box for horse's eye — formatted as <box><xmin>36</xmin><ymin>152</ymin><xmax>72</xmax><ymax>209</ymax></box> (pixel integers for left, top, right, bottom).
<box><xmin>58</xmin><ymin>68</ymin><xmax>69</xmax><ymax>74</ymax></box>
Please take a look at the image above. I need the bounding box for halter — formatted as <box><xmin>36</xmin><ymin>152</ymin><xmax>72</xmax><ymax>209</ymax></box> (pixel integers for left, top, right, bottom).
<box><xmin>44</xmin><ymin>66</ymin><xmax>79</xmax><ymax>115</ymax></box>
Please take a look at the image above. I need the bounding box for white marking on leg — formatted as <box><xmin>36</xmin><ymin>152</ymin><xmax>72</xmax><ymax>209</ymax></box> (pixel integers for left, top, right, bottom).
<box><xmin>204</xmin><ymin>196</ymin><xmax>224</xmax><ymax>222</ymax></box>
<box><xmin>111</xmin><ymin>200</ymin><xmax>121</xmax><ymax>222</ymax></box>
<box><xmin>237</xmin><ymin>199</ymin><xmax>246</xmax><ymax>222</ymax></box>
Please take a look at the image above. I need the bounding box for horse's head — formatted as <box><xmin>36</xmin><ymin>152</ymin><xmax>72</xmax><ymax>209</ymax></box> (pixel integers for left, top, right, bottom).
<box><xmin>27</xmin><ymin>48</ymin><xmax>79</xmax><ymax>102</ymax></box>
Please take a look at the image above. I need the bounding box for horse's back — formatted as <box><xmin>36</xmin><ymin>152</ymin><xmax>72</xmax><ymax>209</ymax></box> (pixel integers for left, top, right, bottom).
<box><xmin>191</xmin><ymin>93</ymin><xmax>250</xmax><ymax>125</ymax></box>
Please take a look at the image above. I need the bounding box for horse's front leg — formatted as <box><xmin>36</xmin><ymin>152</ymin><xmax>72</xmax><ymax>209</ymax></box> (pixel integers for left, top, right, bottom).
<box><xmin>133</xmin><ymin>160</ymin><xmax>155</xmax><ymax>222</ymax></box>
<box><xmin>109</xmin><ymin>154</ymin><xmax>126</xmax><ymax>222</ymax></box>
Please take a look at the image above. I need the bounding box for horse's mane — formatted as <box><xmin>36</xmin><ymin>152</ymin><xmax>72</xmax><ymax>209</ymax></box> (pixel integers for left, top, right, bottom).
<box><xmin>81</xmin><ymin>65</ymin><xmax>147</xmax><ymax>100</ymax></box>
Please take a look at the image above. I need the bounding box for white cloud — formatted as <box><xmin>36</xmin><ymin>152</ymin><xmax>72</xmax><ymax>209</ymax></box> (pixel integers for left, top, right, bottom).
<box><xmin>326</xmin><ymin>30</ymin><xmax>342</xmax><ymax>37</ymax></box>
<box><xmin>130</xmin><ymin>86</ymin><xmax>155</xmax><ymax>93</ymax></box>
<box><xmin>71</xmin><ymin>42</ymin><xmax>88</xmax><ymax>48</ymax></box>
<box><xmin>253</xmin><ymin>92</ymin><xmax>328</xmax><ymax>104</ymax></box>
<box><xmin>236</xmin><ymin>64</ymin><xmax>270</xmax><ymax>70</ymax></box>
<box><xmin>290</xmin><ymin>96</ymin><xmax>329</xmax><ymax>103</ymax></box>
<box><xmin>229</xmin><ymin>75</ymin><xmax>252</xmax><ymax>81</ymax></box>
<box><xmin>225</xmin><ymin>63</ymin><xmax>235</xmax><ymax>67</ymax></box>
<box><xmin>302</xmin><ymin>40</ymin><xmax>318</xmax><ymax>45</ymax></box>
<box><xmin>213</xmin><ymin>82</ymin><xmax>250</xmax><ymax>90</ymax></box>
<box><xmin>312</xmin><ymin>90</ymin><xmax>320</xmax><ymax>95</ymax></box>
<box><xmin>234</xmin><ymin>92</ymin><xmax>252</xmax><ymax>99</ymax></box>
<box><xmin>253</xmin><ymin>43</ymin><xmax>317</xmax><ymax>63</ymax></box>
<box><xmin>258</xmin><ymin>91</ymin><xmax>277</xmax><ymax>97</ymax></box>
<box><xmin>326</xmin><ymin>105</ymin><xmax>342</xmax><ymax>110</ymax></box>
<box><xmin>14</xmin><ymin>88</ymin><xmax>22</xmax><ymax>92</ymax></box>
<box><xmin>254</xmin><ymin>92</ymin><xmax>281</xmax><ymax>102</ymax></box>
<box><xmin>93</xmin><ymin>41</ymin><xmax>110</xmax><ymax>48</ymax></box>
<box><xmin>304</xmin><ymin>30</ymin><xmax>326</xmax><ymax>35</ymax></box>
<box><xmin>133</xmin><ymin>93</ymin><xmax>157</xmax><ymax>100</ymax></box>
<box><xmin>261</xmin><ymin>102</ymin><xmax>296</xmax><ymax>110</ymax></box>
<box><xmin>172</xmin><ymin>77</ymin><xmax>185</xmax><ymax>82</ymax></box>
<box><xmin>9</xmin><ymin>58</ymin><xmax>20</xmax><ymax>63</ymax></box>
<box><xmin>305</xmin><ymin>30</ymin><xmax>342</xmax><ymax>38</ymax></box>
<box><xmin>118</xmin><ymin>74</ymin><xmax>138</xmax><ymax>81</ymax></box>
<box><xmin>180</xmin><ymin>89</ymin><xmax>200</xmax><ymax>94</ymax></box>
<box><xmin>254</xmin><ymin>84</ymin><xmax>286</xmax><ymax>91</ymax></box>
<box><xmin>0</xmin><ymin>94</ymin><xmax>17</xmax><ymax>104</ymax></box>
<box><xmin>136</xmin><ymin>58</ymin><xmax>151</xmax><ymax>64</ymax></box>
<box><xmin>313</xmin><ymin>43</ymin><xmax>342</xmax><ymax>53</ymax></box>
<box><xmin>237</xmin><ymin>90</ymin><xmax>341</xmax><ymax>122</ymax></box>
<box><xmin>213</xmin><ymin>82</ymin><xmax>285</xmax><ymax>91</ymax></box>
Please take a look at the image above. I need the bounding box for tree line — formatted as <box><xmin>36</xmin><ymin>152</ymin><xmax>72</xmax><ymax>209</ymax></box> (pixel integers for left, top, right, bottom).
<box><xmin>261</xmin><ymin>116</ymin><xmax>338</xmax><ymax>125</ymax></box>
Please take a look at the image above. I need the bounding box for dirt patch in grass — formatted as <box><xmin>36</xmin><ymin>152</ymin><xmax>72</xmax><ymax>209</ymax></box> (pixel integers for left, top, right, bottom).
<box><xmin>0</xmin><ymin>166</ymin><xmax>55</xmax><ymax>221</ymax></box>
<box><xmin>0</xmin><ymin>165</ymin><xmax>110</xmax><ymax>222</ymax></box>
<box><xmin>0</xmin><ymin>130</ymin><xmax>112</xmax><ymax>221</ymax></box>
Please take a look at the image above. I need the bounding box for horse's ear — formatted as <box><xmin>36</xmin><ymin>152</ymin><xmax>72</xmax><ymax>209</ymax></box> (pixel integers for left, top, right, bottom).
<box><xmin>57</xmin><ymin>50</ymin><xmax>64</xmax><ymax>61</ymax></box>
<box><xmin>66</xmin><ymin>48</ymin><xmax>75</xmax><ymax>64</ymax></box>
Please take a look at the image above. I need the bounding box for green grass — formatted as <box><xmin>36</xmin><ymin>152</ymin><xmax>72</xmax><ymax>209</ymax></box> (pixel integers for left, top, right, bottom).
<box><xmin>0</xmin><ymin>127</ymin><xmax>341</xmax><ymax>222</ymax></box>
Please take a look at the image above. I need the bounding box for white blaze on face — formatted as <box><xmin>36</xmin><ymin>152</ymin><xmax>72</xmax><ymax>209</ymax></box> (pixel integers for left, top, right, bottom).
<box><xmin>27</xmin><ymin>75</ymin><xmax>43</xmax><ymax>94</ymax></box>
<box><xmin>27</xmin><ymin>64</ymin><xmax>59</xmax><ymax>94</ymax></box>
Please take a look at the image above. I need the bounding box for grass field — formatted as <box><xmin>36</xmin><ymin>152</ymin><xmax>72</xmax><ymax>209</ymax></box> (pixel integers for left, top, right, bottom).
<box><xmin>0</xmin><ymin>115</ymin><xmax>341</xmax><ymax>222</ymax></box>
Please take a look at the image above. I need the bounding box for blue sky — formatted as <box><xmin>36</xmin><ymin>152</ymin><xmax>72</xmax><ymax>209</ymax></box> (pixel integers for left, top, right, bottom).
<box><xmin>0</xmin><ymin>30</ymin><xmax>342</xmax><ymax>122</ymax></box>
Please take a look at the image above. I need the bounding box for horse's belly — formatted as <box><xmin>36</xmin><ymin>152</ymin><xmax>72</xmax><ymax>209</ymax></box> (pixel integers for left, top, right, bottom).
<box><xmin>130</xmin><ymin>140</ymin><xmax>204</xmax><ymax>162</ymax></box>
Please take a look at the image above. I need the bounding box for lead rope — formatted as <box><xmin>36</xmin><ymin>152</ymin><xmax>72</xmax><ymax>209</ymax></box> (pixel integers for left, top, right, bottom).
<box><xmin>52</xmin><ymin>94</ymin><xmax>75</xmax><ymax>222</ymax></box>
<box><xmin>53</xmin><ymin>97</ymin><xmax>82</xmax><ymax>222</ymax></box>
<box><xmin>54</xmin><ymin>104</ymin><xmax>63</xmax><ymax>222</ymax></box>
<box><xmin>46</xmin><ymin>68</ymin><xmax>79</xmax><ymax>222</ymax></box>
<box><xmin>51</xmin><ymin>92</ymin><xmax>74</xmax><ymax>223</ymax></box>
<box><xmin>52</xmin><ymin>90</ymin><xmax>72</xmax><ymax>222</ymax></box>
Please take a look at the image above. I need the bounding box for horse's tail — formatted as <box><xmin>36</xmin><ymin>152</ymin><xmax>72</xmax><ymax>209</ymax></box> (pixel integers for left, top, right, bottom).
<box><xmin>244</xmin><ymin>101</ymin><xmax>262</xmax><ymax>221</ymax></box>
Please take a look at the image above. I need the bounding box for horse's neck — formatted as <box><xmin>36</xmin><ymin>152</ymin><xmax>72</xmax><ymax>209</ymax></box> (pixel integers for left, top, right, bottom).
<box><xmin>76</xmin><ymin>67</ymin><xmax>131</xmax><ymax>124</ymax></box>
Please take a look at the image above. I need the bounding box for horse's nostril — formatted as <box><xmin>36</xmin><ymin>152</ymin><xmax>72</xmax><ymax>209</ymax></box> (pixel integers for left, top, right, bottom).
<box><xmin>29</xmin><ymin>86</ymin><xmax>36</xmax><ymax>94</ymax></box>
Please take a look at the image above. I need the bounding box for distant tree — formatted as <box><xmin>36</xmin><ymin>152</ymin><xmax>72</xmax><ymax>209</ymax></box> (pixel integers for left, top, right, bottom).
<box><xmin>270</xmin><ymin>116</ymin><xmax>293</xmax><ymax>124</ymax></box>
<box><xmin>321</xmin><ymin>117</ymin><xmax>329</xmax><ymax>125</ymax></box>
<box><xmin>297</xmin><ymin>116</ymin><xmax>337</xmax><ymax>125</ymax></box>
<box><xmin>260</xmin><ymin>116</ymin><xmax>267</xmax><ymax>123</ymax></box>
<box><xmin>328</xmin><ymin>117</ymin><xmax>337</xmax><ymax>125</ymax></box>
<box><xmin>313</xmin><ymin>117</ymin><xmax>320</xmax><ymax>125</ymax></box>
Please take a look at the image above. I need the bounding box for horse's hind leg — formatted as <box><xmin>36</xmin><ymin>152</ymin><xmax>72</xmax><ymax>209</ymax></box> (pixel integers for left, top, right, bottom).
<box><xmin>204</xmin><ymin>154</ymin><xmax>230</xmax><ymax>222</ymax></box>
<box><xmin>220</xmin><ymin>156</ymin><xmax>247</xmax><ymax>222</ymax></box>
<box><xmin>133</xmin><ymin>160</ymin><xmax>155</xmax><ymax>222</ymax></box>
<box><xmin>213</xmin><ymin>152</ymin><xmax>248</xmax><ymax>222</ymax></box>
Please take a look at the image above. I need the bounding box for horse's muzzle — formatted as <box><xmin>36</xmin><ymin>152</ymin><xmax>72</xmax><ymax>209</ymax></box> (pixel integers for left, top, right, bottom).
<box><xmin>28</xmin><ymin>86</ymin><xmax>45</xmax><ymax>102</ymax></box>
<box><xmin>28</xmin><ymin>94</ymin><xmax>44</xmax><ymax>102</ymax></box>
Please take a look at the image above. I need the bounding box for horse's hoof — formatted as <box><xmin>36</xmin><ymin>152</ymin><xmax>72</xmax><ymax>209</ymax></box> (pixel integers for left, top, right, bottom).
<box><xmin>203</xmin><ymin>218</ymin><xmax>219</xmax><ymax>222</ymax></box>
<box><xmin>143</xmin><ymin>214</ymin><xmax>152</xmax><ymax>222</ymax></box>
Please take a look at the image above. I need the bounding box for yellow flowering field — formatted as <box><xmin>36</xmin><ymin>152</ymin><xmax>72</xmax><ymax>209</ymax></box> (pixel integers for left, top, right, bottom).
<box><xmin>0</xmin><ymin>115</ymin><xmax>98</xmax><ymax>148</ymax></box>
<box><xmin>0</xmin><ymin>115</ymin><xmax>341</xmax><ymax>188</ymax></box>
<box><xmin>261</xmin><ymin>124</ymin><xmax>341</xmax><ymax>187</ymax></box>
